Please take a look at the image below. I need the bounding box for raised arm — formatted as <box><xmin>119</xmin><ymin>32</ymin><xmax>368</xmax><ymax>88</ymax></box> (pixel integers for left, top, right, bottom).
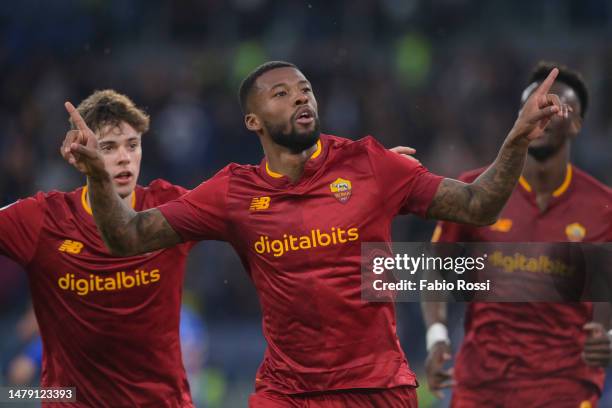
<box><xmin>62</xmin><ymin>102</ymin><xmax>182</xmax><ymax>256</ymax></box>
<box><xmin>426</xmin><ymin>68</ymin><xmax>570</xmax><ymax>225</ymax></box>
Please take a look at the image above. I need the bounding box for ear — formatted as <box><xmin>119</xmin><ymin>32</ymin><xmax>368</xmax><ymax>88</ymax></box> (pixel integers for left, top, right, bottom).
<box><xmin>245</xmin><ymin>113</ymin><xmax>262</xmax><ymax>132</ymax></box>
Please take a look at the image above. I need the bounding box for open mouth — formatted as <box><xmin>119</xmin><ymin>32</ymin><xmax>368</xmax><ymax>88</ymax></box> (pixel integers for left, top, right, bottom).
<box><xmin>114</xmin><ymin>171</ymin><xmax>133</xmax><ymax>185</ymax></box>
<box><xmin>295</xmin><ymin>108</ymin><xmax>315</xmax><ymax>125</ymax></box>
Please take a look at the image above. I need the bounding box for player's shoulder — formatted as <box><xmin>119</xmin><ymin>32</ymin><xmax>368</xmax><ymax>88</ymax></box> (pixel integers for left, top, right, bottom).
<box><xmin>571</xmin><ymin>165</ymin><xmax>611</xmax><ymax>198</ymax></box>
<box><xmin>329</xmin><ymin>133</ymin><xmax>379</xmax><ymax>150</ymax></box>
<box><xmin>185</xmin><ymin>163</ymin><xmax>251</xmax><ymax>195</ymax></box>
<box><xmin>322</xmin><ymin>133</ymin><xmax>385</xmax><ymax>158</ymax></box>
<box><xmin>225</xmin><ymin>162</ymin><xmax>259</xmax><ymax>178</ymax></box>
<box><xmin>6</xmin><ymin>188</ymin><xmax>80</xmax><ymax>221</ymax></box>
<box><xmin>30</xmin><ymin>189</ymin><xmax>71</xmax><ymax>209</ymax></box>
<box><xmin>33</xmin><ymin>189</ymin><xmax>65</xmax><ymax>201</ymax></box>
<box><xmin>1</xmin><ymin>191</ymin><xmax>46</xmax><ymax>213</ymax></box>
<box><xmin>139</xmin><ymin>179</ymin><xmax>189</xmax><ymax>204</ymax></box>
<box><xmin>137</xmin><ymin>179</ymin><xmax>186</xmax><ymax>207</ymax></box>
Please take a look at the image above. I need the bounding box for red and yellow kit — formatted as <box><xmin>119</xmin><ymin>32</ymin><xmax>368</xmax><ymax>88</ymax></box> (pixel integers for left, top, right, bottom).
<box><xmin>0</xmin><ymin>179</ymin><xmax>194</xmax><ymax>407</ymax></box>
<box><xmin>434</xmin><ymin>165</ymin><xmax>612</xmax><ymax>406</ymax></box>
<box><xmin>159</xmin><ymin>134</ymin><xmax>443</xmax><ymax>397</ymax></box>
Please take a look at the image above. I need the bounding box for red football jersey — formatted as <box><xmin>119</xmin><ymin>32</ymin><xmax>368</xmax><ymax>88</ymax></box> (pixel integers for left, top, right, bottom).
<box><xmin>0</xmin><ymin>179</ymin><xmax>194</xmax><ymax>407</ymax></box>
<box><xmin>433</xmin><ymin>164</ymin><xmax>612</xmax><ymax>391</ymax></box>
<box><xmin>159</xmin><ymin>134</ymin><xmax>443</xmax><ymax>394</ymax></box>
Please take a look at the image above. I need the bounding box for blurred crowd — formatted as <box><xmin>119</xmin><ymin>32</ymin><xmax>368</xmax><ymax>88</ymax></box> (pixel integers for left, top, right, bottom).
<box><xmin>1</xmin><ymin>0</ymin><xmax>611</xmax><ymax>406</ymax></box>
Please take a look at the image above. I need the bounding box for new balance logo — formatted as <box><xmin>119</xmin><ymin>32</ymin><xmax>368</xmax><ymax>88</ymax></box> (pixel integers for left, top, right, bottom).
<box><xmin>59</xmin><ymin>240</ymin><xmax>84</xmax><ymax>254</ymax></box>
<box><xmin>250</xmin><ymin>196</ymin><xmax>271</xmax><ymax>211</ymax></box>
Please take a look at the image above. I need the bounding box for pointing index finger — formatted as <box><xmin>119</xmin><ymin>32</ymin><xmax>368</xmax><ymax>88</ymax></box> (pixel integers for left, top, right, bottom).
<box><xmin>64</xmin><ymin>101</ymin><xmax>89</xmax><ymax>133</ymax></box>
<box><xmin>534</xmin><ymin>67</ymin><xmax>559</xmax><ymax>96</ymax></box>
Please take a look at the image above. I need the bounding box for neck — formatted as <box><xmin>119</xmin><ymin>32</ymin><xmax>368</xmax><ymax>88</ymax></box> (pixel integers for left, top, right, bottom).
<box><xmin>522</xmin><ymin>143</ymin><xmax>570</xmax><ymax>195</ymax></box>
<box><xmin>261</xmin><ymin>136</ymin><xmax>319</xmax><ymax>183</ymax></box>
<box><xmin>86</xmin><ymin>186</ymin><xmax>133</xmax><ymax>209</ymax></box>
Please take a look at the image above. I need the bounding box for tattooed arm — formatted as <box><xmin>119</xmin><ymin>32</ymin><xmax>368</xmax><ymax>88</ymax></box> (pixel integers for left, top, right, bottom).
<box><xmin>426</xmin><ymin>68</ymin><xmax>570</xmax><ymax>226</ymax></box>
<box><xmin>62</xmin><ymin>102</ymin><xmax>181</xmax><ymax>256</ymax></box>
<box><xmin>88</xmin><ymin>172</ymin><xmax>181</xmax><ymax>256</ymax></box>
<box><xmin>426</xmin><ymin>137</ymin><xmax>529</xmax><ymax>225</ymax></box>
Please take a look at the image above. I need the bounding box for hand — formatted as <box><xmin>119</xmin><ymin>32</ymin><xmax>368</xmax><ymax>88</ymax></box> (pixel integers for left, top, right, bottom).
<box><xmin>582</xmin><ymin>322</ymin><xmax>612</xmax><ymax>367</ymax></box>
<box><xmin>425</xmin><ymin>341</ymin><xmax>454</xmax><ymax>398</ymax></box>
<box><xmin>390</xmin><ymin>146</ymin><xmax>421</xmax><ymax>165</ymax></box>
<box><xmin>510</xmin><ymin>68</ymin><xmax>572</xmax><ymax>143</ymax></box>
<box><xmin>61</xmin><ymin>102</ymin><xmax>107</xmax><ymax>179</ymax></box>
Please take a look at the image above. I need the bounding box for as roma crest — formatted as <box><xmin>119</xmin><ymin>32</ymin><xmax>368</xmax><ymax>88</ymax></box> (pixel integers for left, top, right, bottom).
<box><xmin>565</xmin><ymin>222</ymin><xmax>586</xmax><ymax>242</ymax></box>
<box><xmin>330</xmin><ymin>177</ymin><xmax>352</xmax><ymax>203</ymax></box>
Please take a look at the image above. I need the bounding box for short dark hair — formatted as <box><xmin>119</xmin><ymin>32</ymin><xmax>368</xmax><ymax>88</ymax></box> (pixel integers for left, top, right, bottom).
<box><xmin>70</xmin><ymin>89</ymin><xmax>150</xmax><ymax>134</ymax></box>
<box><xmin>238</xmin><ymin>61</ymin><xmax>297</xmax><ymax>113</ymax></box>
<box><xmin>527</xmin><ymin>61</ymin><xmax>589</xmax><ymax>118</ymax></box>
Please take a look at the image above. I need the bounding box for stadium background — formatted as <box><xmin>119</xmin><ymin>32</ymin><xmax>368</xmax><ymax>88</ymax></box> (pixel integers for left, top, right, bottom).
<box><xmin>0</xmin><ymin>0</ymin><xmax>611</xmax><ymax>406</ymax></box>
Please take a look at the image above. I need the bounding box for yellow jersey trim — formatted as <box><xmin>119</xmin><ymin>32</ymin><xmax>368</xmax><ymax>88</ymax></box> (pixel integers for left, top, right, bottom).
<box><xmin>265</xmin><ymin>139</ymin><xmax>323</xmax><ymax>178</ymax></box>
<box><xmin>552</xmin><ymin>164</ymin><xmax>572</xmax><ymax>197</ymax></box>
<box><xmin>518</xmin><ymin>176</ymin><xmax>532</xmax><ymax>192</ymax></box>
<box><xmin>310</xmin><ymin>139</ymin><xmax>322</xmax><ymax>159</ymax></box>
<box><xmin>518</xmin><ymin>164</ymin><xmax>572</xmax><ymax>197</ymax></box>
<box><xmin>81</xmin><ymin>186</ymin><xmax>136</xmax><ymax>215</ymax></box>
<box><xmin>265</xmin><ymin>162</ymin><xmax>284</xmax><ymax>178</ymax></box>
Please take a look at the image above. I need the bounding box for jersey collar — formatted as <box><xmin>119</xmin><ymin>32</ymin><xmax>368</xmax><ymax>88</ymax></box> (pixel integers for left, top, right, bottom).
<box><xmin>518</xmin><ymin>163</ymin><xmax>573</xmax><ymax>198</ymax></box>
<box><xmin>260</xmin><ymin>137</ymin><xmax>326</xmax><ymax>187</ymax></box>
<box><xmin>81</xmin><ymin>185</ymin><xmax>136</xmax><ymax>215</ymax></box>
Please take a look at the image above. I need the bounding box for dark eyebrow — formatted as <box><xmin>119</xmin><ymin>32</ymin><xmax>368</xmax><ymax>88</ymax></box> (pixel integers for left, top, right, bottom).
<box><xmin>98</xmin><ymin>140</ymin><xmax>117</xmax><ymax>146</ymax></box>
<box><xmin>270</xmin><ymin>82</ymin><xmax>288</xmax><ymax>90</ymax></box>
<box><xmin>269</xmin><ymin>80</ymin><xmax>311</xmax><ymax>90</ymax></box>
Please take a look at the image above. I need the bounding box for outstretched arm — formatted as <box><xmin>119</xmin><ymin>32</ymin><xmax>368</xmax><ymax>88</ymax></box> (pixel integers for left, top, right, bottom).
<box><xmin>426</xmin><ymin>68</ymin><xmax>570</xmax><ymax>225</ymax></box>
<box><xmin>62</xmin><ymin>102</ymin><xmax>182</xmax><ymax>256</ymax></box>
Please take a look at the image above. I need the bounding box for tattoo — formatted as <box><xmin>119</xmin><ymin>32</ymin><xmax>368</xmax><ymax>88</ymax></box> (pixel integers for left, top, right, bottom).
<box><xmin>130</xmin><ymin>209</ymin><xmax>182</xmax><ymax>253</ymax></box>
<box><xmin>88</xmin><ymin>175</ymin><xmax>181</xmax><ymax>256</ymax></box>
<box><xmin>427</xmin><ymin>138</ymin><xmax>529</xmax><ymax>225</ymax></box>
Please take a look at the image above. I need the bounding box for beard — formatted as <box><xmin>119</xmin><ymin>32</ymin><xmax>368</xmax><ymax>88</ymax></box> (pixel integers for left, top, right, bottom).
<box><xmin>527</xmin><ymin>142</ymin><xmax>564</xmax><ymax>162</ymax></box>
<box><xmin>265</xmin><ymin>117</ymin><xmax>321</xmax><ymax>154</ymax></box>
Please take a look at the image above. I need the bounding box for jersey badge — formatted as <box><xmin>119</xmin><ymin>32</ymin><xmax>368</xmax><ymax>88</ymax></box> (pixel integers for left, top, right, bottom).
<box><xmin>330</xmin><ymin>177</ymin><xmax>352</xmax><ymax>203</ymax></box>
<box><xmin>565</xmin><ymin>222</ymin><xmax>586</xmax><ymax>242</ymax></box>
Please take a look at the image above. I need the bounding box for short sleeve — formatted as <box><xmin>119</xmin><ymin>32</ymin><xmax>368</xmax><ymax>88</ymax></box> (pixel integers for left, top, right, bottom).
<box><xmin>157</xmin><ymin>167</ymin><xmax>231</xmax><ymax>242</ymax></box>
<box><xmin>0</xmin><ymin>193</ymin><xmax>46</xmax><ymax>265</ymax></box>
<box><xmin>365</xmin><ymin>136</ymin><xmax>443</xmax><ymax>217</ymax></box>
